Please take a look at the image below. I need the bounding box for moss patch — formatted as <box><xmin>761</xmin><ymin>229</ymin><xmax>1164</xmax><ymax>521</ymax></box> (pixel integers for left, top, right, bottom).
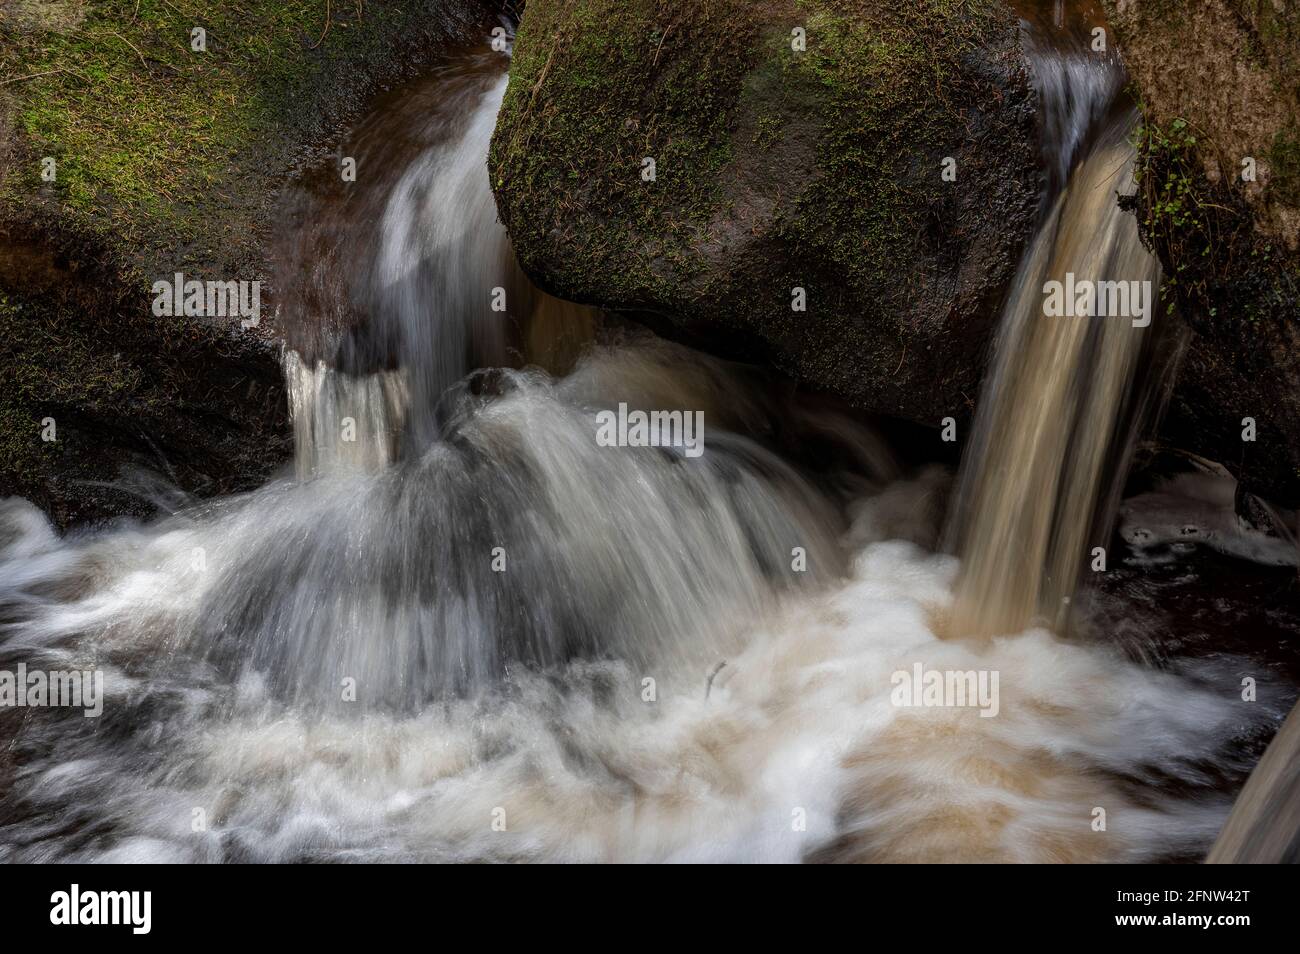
<box><xmin>0</xmin><ymin>289</ymin><xmax>138</xmax><ymax>499</ymax></box>
<box><xmin>1130</xmin><ymin>113</ymin><xmax>1299</xmax><ymax>331</ymax></box>
<box><xmin>491</xmin><ymin>0</ymin><xmax>1036</xmax><ymax>425</ymax></box>
<box><xmin>0</xmin><ymin>0</ymin><xmax>495</xmax><ymax>523</ymax></box>
<box><xmin>0</xmin><ymin>0</ymin><xmax>495</xmax><ymax>284</ymax></box>
<box><xmin>490</xmin><ymin>0</ymin><xmax>760</xmax><ymax>303</ymax></box>
<box><xmin>1269</xmin><ymin>124</ymin><xmax>1300</xmax><ymax>207</ymax></box>
<box><xmin>1127</xmin><ymin>110</ymin><xmax>1300</xmax><ymax>503</ymax></box>
<box><xmin>777</xmin><ymin>0</ymin><xmax>1012</xmax><ymax>311</ymax></box>
<box><xmin>494</xmin><ymin>0</ymin><xmax>1015</xmax><ymax>300</ymax></box>
<box><xmin>0</xmin><ymin>286</ymin><xmax>290</xmax><ymax>526</ymax></box>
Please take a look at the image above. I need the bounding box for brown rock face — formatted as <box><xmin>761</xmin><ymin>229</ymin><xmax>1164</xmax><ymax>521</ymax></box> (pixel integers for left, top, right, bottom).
<box><xmin>1107</xmin><ymin>0</ymin><xmax>1300</xmax><ymax>247</ymax></box>
<box><xmin>1107</xmin><ymin>0</ymin><xmax>1300</xmax><ymax>504</ymax></box>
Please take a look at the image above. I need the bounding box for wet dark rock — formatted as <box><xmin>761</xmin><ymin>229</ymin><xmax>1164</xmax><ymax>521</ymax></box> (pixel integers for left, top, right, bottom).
<box><xmin>489</xmin><ymin>0</ymin><xmax>1041</xmax><ymax>427</ymax></box>
<box><xmin>1106</xmin><ymin>0</ymin><xmax>1300</xmax><ymax>505</ymax></box>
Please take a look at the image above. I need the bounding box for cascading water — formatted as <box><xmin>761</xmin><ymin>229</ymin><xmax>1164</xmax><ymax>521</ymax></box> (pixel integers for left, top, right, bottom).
<box><xmin>278</xmin><ymin>42</ymin><xmax>593</xmax><ymax>477</ymax></box>
<box><xmin>946</xmin><ymin>19</ymin><xmax>1165</xmax><ymax>638</ymax></box>
<box><xmin>0</xmin><ymin>23</ymin><xmax>1292</xmax><ymax>863</ymax></box>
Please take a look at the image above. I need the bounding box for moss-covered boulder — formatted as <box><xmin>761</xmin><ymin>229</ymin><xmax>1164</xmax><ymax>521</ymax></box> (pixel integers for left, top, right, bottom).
<box><xmin>489</xmin><ymin>0</ymin><xmax>1039</xmax><ymax>424</ymax></box>
<box><xmin>1107</xmin><ymin>0</ymin><xmax>1300</xmax><ymax>504</ymax></box>
<box><xmin>0</xmin><ymin>0</ymin><xmax>497</xmax><ymax>524</ymax></box>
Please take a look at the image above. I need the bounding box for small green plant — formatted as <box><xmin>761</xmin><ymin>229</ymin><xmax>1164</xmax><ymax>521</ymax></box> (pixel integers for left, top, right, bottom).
<box><xmin>1132</xmin><ymin>115</ymin><xmax>1235</xmax><ymax>320</ymax></box>
<box><xmin>1129</xmin><ymin>109</ymin><xmax>1298</xmax><ymax>329</ymax></box>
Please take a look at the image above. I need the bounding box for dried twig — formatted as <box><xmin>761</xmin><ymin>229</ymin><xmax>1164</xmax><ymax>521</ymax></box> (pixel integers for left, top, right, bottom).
<box><xmin>651</xmin><ymin>22</ymin><xmax>676</xmax><ymax>68</ymax></box>
<box><xmin>110</xmin><ymin>31</ymin><xmax>152</xmax><ymax>72</ymax></box>
<box><xmin>0</xmin><ymin>69</ymin><xmax>68</xmax><ymax>86</ymax></box>
<box><xmin>310</xmin><ymin>0</ymin><xmax>332</xmax><ymax>50</ymax></box>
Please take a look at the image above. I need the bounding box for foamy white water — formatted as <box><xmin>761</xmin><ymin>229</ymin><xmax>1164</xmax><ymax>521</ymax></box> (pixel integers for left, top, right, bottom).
<box><xmin>0</xmin><ymin>26</ymin><xmax>1289</xmax><ymax>864</ymax></box>
<box><xmin>0</xmin><ymin>336</ymin><xmax>1285</xmax><ymax>863</ymax></box>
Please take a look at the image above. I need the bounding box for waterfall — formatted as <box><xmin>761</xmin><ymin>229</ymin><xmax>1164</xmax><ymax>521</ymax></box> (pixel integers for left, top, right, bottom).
<box><xmin>279</xmin><ymin>46</ymin><xmax>592</xmax><ymax>478</ymax></box>
<box><xmin>0</xmin><ymin>24</ymin><xmax>1286</xmax><ymax>864</ymax></box>
<box><xmin>945</xmin><ymin>27</ymin><xmax>1165</xmax><ymax>638</ymax></box>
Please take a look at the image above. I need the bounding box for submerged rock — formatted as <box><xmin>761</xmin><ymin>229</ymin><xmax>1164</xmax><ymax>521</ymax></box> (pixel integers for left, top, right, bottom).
<box><xmin>490</xmin><ymin>0</ymin><xmax>1041</xmax><ymax>425</ymax></box>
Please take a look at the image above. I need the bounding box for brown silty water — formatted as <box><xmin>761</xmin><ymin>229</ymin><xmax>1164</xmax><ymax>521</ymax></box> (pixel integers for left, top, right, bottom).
<box><xmin>946</xmin><ymin>1</ymin><xmax>1169</xmax><ymax>638</ymax></box>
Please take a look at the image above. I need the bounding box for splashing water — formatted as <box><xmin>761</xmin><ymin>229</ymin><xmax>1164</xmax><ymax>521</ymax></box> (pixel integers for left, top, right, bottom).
<box><xmin>276</xmin><ymin>42</ymin><xmax>592</xmax><ymax>477</ymax></box>
<box><xmin>0</xmin><ymin>441</ymin><xmax>1277</xmax><ymax>862</ymax></box>
<box><xmin>0</xmin><ymin>30</ymin><xmax>1289</xmax><ymax>862</ymax></box>
<box><xmin>946</xmin><ymin>114</ymin><xmax>1163</xmax><ymax>637</ymax></box>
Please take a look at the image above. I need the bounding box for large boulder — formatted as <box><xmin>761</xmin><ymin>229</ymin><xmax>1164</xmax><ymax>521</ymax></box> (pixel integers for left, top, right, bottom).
<box><xmin>0</xmin><ymin>0</ymin><xmax>499</xmax><ymax>525</ymax></box>
<box><xmin>490</xmin><ymin>0</ymin><xmax>1040</xmax><ymax>425</ymax></box>
<box><xmin>493</xmin><ymin>0</ymin><xmax>1300</xmax><ymax>505</ymax></box>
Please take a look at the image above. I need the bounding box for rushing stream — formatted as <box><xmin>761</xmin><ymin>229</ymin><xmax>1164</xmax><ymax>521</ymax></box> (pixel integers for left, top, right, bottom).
<box><xmin>0</xmin><ymin>19</ymin><xmax>1295</xmax><ymax>862</ymax></box>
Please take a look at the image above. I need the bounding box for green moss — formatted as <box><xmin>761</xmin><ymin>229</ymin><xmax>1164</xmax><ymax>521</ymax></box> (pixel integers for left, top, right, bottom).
<box><xmin>1131</xmin><ymin>112</ymin><xmax>1299</xmax><ymax>328</ymax></box>
<box><xmin>0</xmin><ymin>0</ymin><xmax>483</xmax><ymax>285</ymax></box>
<box><xmin>1269</xmin><ymin>125</ymin><xmax>1300</xmax><ymax>206</ymax></box>
<box><xmin>0</xmin><ymin>280</ymin><xmax>295</xmax><ymax>522</ymax></box>
<box><xmin>1131</xmin><ymin>117</ymin><xmax>1210</xmax><ymax>311</ymax></box>
<box><xmin>0</xmin><ymin>289</ymin><xmax>141</xmax><ymax>495</ymax></box>
<box><xmin>752</xmin><ymin>115</ymin><xmax>782</xmax><ymax>149</ymax></box>
<box><xmin>492</xmin><ymin>0</ymin><xmax>1012</xmax><ymax>313</ymax></box>
<box><xmin>491</xmin><ymin>0</ymin><xmax>758</xmax><ymax>299</ymax></box>
<box><xmin>778</xmin><ymin>0</ymin><xmax>1005</xmax><ymax>300</ymax></box>
<box><xmin>0</xmin><ymin>0</ymin><xmax>475</xmax><ymax>519</ymax></box>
